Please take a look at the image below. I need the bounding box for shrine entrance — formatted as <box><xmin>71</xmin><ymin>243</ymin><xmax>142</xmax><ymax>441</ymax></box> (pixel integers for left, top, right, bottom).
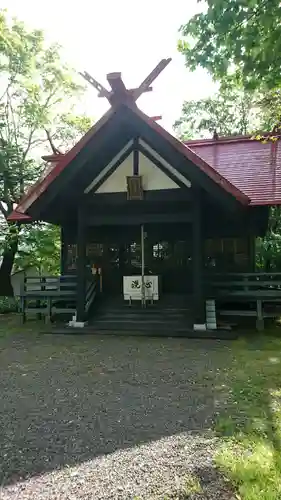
<box><xmin>94</xmin><ymin>223</ymin><xmax>193</xmax><ymax>300</ymax></box>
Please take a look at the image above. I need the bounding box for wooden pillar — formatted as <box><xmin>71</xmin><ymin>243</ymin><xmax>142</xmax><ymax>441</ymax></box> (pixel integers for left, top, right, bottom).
<box><xmin>118</xmin><ymin>244</ymin><xmax>125</xmax><ymax>274</ymax></box>
<box><xmin>133</xmin><ymin>137</ymin><xmax>139</xmax><ymax>175</ymax></box>
<box><xmin>60</xmin><ymin>226</ymin><xmax>67</xmax><ymax>275</ymax></box>
<box><xmin>248</xmin><ymin>236</ymin><xmax>256</xmax><ymax>272</ymax></box>
<box><xmin>192</xmin><ymin>195</ymin><xmax>205</xmax><ymax>328</ymax></box>
<box><xmin>146</xmin><ymin>240</ymin><xmax>154</xmax><ymax>271</ymax></box>
<box><xmin>76</xmin><ymin>207</ymin><xmax>86</xmax><ymax>323</ymax></box>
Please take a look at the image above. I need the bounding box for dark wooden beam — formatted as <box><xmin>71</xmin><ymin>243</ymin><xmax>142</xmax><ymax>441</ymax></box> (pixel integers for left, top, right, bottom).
<box><xmin>79</xmin><ymin>71</ymin><xmax>111</xmax><ymax>99</ymax></box>
<box><xmin>192</xmin><ymin>193</ymin><xmax>205</xmax><ymax>326</ymax></box>
<box><xmin>149</xmin><ymin>116</ymin><xmax>162</xmax><ymax>122</ymax></box>
<box><xmin>130</xmin><ymin>86</ymin><xmax>152</xmax><ymax>95</ymax></box>
<box><xmin>133</xmin><ymin>58</ymin><xmax>172</xmax><ymax>100</ymax></box>
<box><xmin>106</xmin><ymin>73</ymin><xmax>137</xmax><ymax>107</ymax></box>
<box><xmin>86</xmin><ymin>211</ymin><xmax>192</xmax><ymax>226</ymax></box>
<box><xmin>89</xmin><ymin>189</ymin><xmax>192</xmax><ymax>204</ymax></box>
<box><xmin>107</xmin><ymin>72</ymin><xmax>127</xmax><ymax>94</ymax></box>
<box><xmin>76</xmin><ymin>206</ymin><xmax>86</xmax><ymax>322</ymax></box>
<box><xmin>98</xmin><ymin>86</ymin><xmax>152</xmax><ymax>98</ymax></box>
<box><xmin>133</xmin><ymin>138</ymin><xmax>139</xmax><ymax>175</ymax></box>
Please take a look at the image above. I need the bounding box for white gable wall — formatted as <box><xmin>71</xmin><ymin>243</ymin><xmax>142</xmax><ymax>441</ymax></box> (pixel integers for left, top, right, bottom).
<box><xmin>139</xmin><ymin>139</ymin><xmax>191</xmax><ymax>189</ymax></box>
<box><xmin>84</xmin><ymin>139</ymin><xmax>191</xmax><ymax>194</ymax></box>
<box><xmin>96</xmin><ymin>151</ymin><xmax>180</xmax><ymax>193</ymax></box>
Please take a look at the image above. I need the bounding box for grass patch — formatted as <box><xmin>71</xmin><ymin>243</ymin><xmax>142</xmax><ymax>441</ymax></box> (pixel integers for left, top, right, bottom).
<box><xmin>215</xmin><ymin>334</ymin><xmax>281</xmax><ymax>499</ymax></box>
<box><xmin>181</xmin><ymin>473</ymin><xmax>203</xmax><ymax>496</ymax></box>
<box><xmin>0</xmin><ymin>313</ymin><xmax>43</xmax><ymax>337</ymax></box>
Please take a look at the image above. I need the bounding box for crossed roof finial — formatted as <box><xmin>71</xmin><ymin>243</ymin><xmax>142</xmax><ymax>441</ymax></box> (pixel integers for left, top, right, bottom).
<box><xmin>79</xmin><ymin>58</ymin><xmax>171</xmax><ymax>120</ymax></box>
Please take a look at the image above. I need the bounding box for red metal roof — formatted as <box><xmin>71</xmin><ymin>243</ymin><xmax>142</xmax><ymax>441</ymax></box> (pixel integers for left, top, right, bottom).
<box><xmin>141</xmin><ymin>110</ymin><xmax>248</xmax><ymax>205</ymax></box>
<box><xmin>185</xmin><ymin>137</ymin><xmax>281</xmax><ymax>205</ymax></box>
<box><xmin>8</xmin><ymin>210</ymin><xmax>32</xmax><ymax>222</ymax></box>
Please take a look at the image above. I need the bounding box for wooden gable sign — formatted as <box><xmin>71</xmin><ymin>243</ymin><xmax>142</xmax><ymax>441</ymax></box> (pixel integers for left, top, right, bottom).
<box><xmin>127</xmin><ymin>175</ymin><xmax>143</xmax><ymax>200</ymax></box>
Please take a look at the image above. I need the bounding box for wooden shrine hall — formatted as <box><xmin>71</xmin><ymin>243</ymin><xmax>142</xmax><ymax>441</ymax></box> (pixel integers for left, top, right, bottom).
<box><xmin>8</xmin><ymin>59</ymin><xmax>281</xmax><ymax>334</ymax></box>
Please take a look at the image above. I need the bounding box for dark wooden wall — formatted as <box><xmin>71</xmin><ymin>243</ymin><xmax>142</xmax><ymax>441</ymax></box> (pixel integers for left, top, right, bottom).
<box><xmin>59</xmin><ymin>193</ymin><xmax>268</xmax><ymax>282</ymax></box>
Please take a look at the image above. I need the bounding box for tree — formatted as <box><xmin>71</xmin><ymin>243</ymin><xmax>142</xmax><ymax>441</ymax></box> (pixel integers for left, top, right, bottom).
<box><xmin>256</xmin><ymin>207</ymin><xmax>281</xmax><ymax>271</ymax></box>
<box><xmin>174</xmin><ymin>83</ymin><xmax>281</xmax><ymax>271</ymax></box>
<box><xmin>178</xmin><ymin>0</ymin><xmax>281</xmax><ymax>89</ymax></box>
<box><xmin>0</xmin><ymin>10</ymin><xmax>92</xmax><ymax>295</ymax></box>
<box><xmin>173</xmin><ymin>85</ymin><xmax>261</xmax><ymax>140</ymax></box>
<box><xmin>14</xmin><ymin>224</ymin><xmax>61</xmax><ymax>275</ymax></box>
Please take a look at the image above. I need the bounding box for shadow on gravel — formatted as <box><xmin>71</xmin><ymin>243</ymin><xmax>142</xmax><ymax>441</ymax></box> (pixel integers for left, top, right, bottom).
<box><xmin>0</xmin><ymin>333</ymin><xmax>231</xmax><ymax>487</ymax></box>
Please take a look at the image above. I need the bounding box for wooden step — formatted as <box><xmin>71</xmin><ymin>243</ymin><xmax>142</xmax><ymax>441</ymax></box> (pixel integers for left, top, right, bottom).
<box><xmin>96</xmin><ymin>312</ymin><xmax>189</xmax><ymax>319</ymax></box>
<box><xmin>49</xmin><ymin>326</ymin><xmax>237</xmax><ymax>340</ymax></box>
<box><xmin>91</xmin><ymin>320</ymin><xmax>191</xmax><ymax>327</ymax></box>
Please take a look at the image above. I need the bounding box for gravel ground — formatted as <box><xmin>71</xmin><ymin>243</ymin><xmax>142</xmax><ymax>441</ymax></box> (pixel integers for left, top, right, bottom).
<box><xmin>0</xmin><ymin>333</ymin><xmax>235</xmax><ymax>499</ymax></box>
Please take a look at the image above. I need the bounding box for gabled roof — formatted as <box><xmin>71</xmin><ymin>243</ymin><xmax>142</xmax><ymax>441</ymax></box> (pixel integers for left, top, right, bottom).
<box><xmin>185</xmin><ymin>136</ymin><xmax>281</xmax><ymax>206</ymax></box>
<box><xmin>8</xmin><ymin>103</ymin><xmax>251</xmax><ymax>222</ymax></box>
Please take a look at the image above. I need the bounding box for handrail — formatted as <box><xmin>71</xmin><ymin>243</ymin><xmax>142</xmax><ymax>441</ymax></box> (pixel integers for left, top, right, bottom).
<box><xmin>85</xmin><ymin>277</ymin><xmax>97</xmax><ymax>314</ymax></box>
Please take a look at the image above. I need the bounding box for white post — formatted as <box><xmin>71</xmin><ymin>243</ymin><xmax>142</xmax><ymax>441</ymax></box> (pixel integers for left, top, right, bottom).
<box><xmin>141</xmin><ymin>224</ymin><xmax>145</xmax><ymax>306</ymax></box>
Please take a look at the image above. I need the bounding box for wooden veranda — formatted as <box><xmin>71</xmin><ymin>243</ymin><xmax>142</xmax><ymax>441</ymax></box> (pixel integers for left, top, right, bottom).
<box><xmin>20</xmin><ymin>270</ymin><xmax>281</xmax><ymax>334</ymax></box>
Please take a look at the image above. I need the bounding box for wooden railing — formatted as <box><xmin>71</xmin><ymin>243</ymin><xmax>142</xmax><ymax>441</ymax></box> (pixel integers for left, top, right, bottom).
<box><xmin>21</xmin><ymin>275</ymin><xmax>77</xmax><ymax>323</ymax></box>
<box><xmin>21</xmin><ymin>274</ymin><xmax>99</xmax><ymax>323</ymax></box>
<box><xmin>206</xmin><ymin>272</ymin><xmax>281</xmax><ymax>297</ymax></box>
<box><xmin>205</xmin><ymin>272</ymin><xmax>281</xmax><ymax>330</ymax></box>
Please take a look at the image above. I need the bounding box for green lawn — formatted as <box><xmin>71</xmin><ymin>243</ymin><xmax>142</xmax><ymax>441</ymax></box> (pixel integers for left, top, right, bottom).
<box><xmin>0</xmin><ymin>313</ymin><xmax>24</xmax><ymax>336</ymax></box>
<box><xmin>215</xmin><ymin>333</ymin><xmax>281</xmax><ymax>500</ymax></box>
<box><xmin>0</xmin><ymin>313</ymin><xmax>47</xmax><ymax>338</ymax></box>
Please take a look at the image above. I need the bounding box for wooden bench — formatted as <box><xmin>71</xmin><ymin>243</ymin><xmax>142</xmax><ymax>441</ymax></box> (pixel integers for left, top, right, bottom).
<box><xmin>20</xmin><ymin>275</ymin><xmax>77</xmax><ymax>323</ymax></box>
<box><xmin>206</xmin><ymin>272</ymin><xmax>281</xmax><ymax>330</ymax></box>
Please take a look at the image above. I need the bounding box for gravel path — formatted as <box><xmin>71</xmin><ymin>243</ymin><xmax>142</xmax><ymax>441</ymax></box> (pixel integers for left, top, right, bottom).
<box><xmin>0</xmin><ymin>333</ymin><xmax>235</xmax><ymax>499</ymax></box>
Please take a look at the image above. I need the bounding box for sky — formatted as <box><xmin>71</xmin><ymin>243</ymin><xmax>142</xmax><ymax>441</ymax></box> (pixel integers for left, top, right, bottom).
<box><xmin>2</xmin><ymin>0</ymin><xmax>216</xmax><ymax>132</ymax></box>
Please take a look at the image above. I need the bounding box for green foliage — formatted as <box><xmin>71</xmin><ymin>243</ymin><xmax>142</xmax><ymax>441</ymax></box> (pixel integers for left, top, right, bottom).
<box><xmin>174</xmin><ymin>84</ymin><xmax>261</xmax><ymax>139</ymax></box>
<box><xmin>52</xmin><ymin>113</ymin><xmax>92</xmax><ymax>150</ymax></box>
<box><xmin>257</xmin><ymin>89</ymin><xmax>281</xmax><ymax>131</ymax></box>
<box><xmin>256</xmin><ymin>207</ymin><xmax>281</xmax><ymax>271</ymax></box>
<box><xmin>0</xmin><ymin>9</ymin><xmax>93</xmax><ymax>289</ymax></box>
<box><xmin>0</xmin><ymin>296</ymin><xmax>19</xmax><ymax>313</ymax></box>
<box><xmin>178</xmin><ymin>0</ymin><xmax>281</xmax><ymax>89</ymax></box>
<box><xmin>0</xmin><ymin>8</ymin><xmax>93</xmax><ymax>221</ymax></box>
<box><xmin>15</xmin><ymin>224</ymin><xmax>61</xmax><ymax>274</ymax></box>
<box><xmin>0</xmin><ymin>8</ymin><xmax>87</xmax><ymax>220</ymax></box>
